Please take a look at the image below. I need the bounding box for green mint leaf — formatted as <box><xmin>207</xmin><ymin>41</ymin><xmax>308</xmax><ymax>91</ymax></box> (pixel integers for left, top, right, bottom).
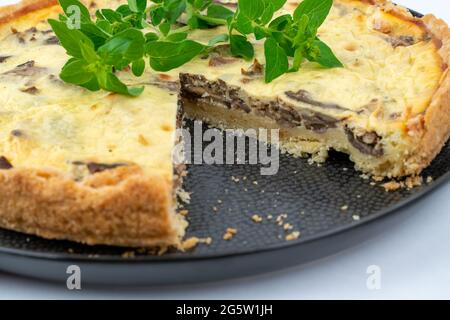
<box><xmin>293</xmin><ymin>0</ymin><xmax>332</xmax><ymax>30</ymax></box>
<box><xmin>238</xmin><ymin>0</ymin><xmax>265</xmax><ymax>21</ymax></box>
<box><xmin>48</xmin><ymin>19</ymin><xmax>94</xmax><ymax>59</ymax></box>
<box><xmin>164</xmin><ymin>0</ymin><xmax>187</xmax><ymax>24</ymax></box>
<box><xmin>311</xmin><ymin>39</ymin><xmax>343</xmax><ymax>68</ymax></box>
<box><xmin>269</xmin><ymin>0</ymin><xmax>288</xmax><ymax>11</ymax></box>
<box><xmin>79</xmin><ymin>39</ymin><xmax>99</xmax><ymax>62</ymax></box>
<box><xmin>80</xmin><ymin>23</ymin><xmax>110</xmax><ymax>48</ymax></box>
<box><xmin>268</xmin><ymin>14</ymin><xmax>292</xmax><ymax>31</ymax></box>
<box><xmin>116</xmin><ymin>4</ymin><xmax>133</xmax><ymax>16</ymax></box>
<box><xmin>159</xmin><ymin>22</ymin><xmax>171</xmax><ymax>36</ymax></box>
<box><xmin>98</xmin><ymin>71</ymin><xmax>144</xmax><ymax>96</ymax></box>
<box><xmin>166</xmin><ymin>32</ymin><xmax>188</xmax><ymax>42</ymax></box>
<box><xmin>128</xmin><ymin>0</ymin><xmax>147</xmax><ymax>13</ymax></box>
<box><xmin>98</xmin><ymin>28</ymin><xmax>145</xmax><ymax>69</ymax></box>
<box><xmin>230</xmin><ymin>34</ymin><xmax>254</xmax><ymax>60</ymax></box>
<box><xmin>96</xmin><ymin>20</ymin><xmax>113</xmax><ymax>34</ymax></box>
<box><xmin>192</xmin><ymin>14</ymin><xmax>228</xmax><ymax>28</ymax></box>
<box><xmin>60</xmin><ymin>58</ymin><xmax>94</xmax><ymax>85</ymax></box>
<box><xmin>98</xmin><ymin>8</ymin><xmax>123</xmax><ymax>23</ymax></box>
<box><xmin>234</xmin><ymin>14</ymin><xmax>253</xmax><ymax>35</ymax></box>
<box><xmin>132</xmin><ymin>58</ymin><xmax>146</xmax><ymax>76</ymax></box>
<box><xmin>260</xmin><ymin>2</ymin><xmax>276</xmax><ymax>25</ymax></box>
<box><xmin>207</xmin><ymin>4</ymin><xmax>234</xmax><ymax>20</ymax></box>
<box><xmin>264</xmin><ymin>37</ymin><xmax>289</xmax><ymax>83</ymax></box>
<box><xmin>192</xmin><ymin>0</ymin><xmax>213</xmax><ymax>10</ymax></box>
<box><xmin>253</xmin><ymin>26</ymin><xmax>270</xmax><ymax>40</ymax></box>
<box><xmin>149</xmin><ymin>6</ymin><xmax>165</xmax><ymax>25</ymax></box>
<box><xmin>208</xmin><ymin>33</ymin><xmax>229</xmax><ymax>46</ymax></box>
<box><xmin>79</xmin><ymin>77</ymin><xmax>100</xmax><ymax>91</ymax></box>
<box><xmin>146</xmin><ymin>40</ymin><xmax>206</xmax><ymax>71</ymax></box>
<box><xmin>58</xmin><ymin>0</ymin><xmax>91</xmax><ymax>22</ymax></box>
<box><xmin>271</xmin><ymin>32</ymin><xmax>295</xmax><ymax>56</ymax></box>
<box><xmin>145</xmin><ymin>32</ymin><xmax>159</xmax><ymax>42</ymax></box>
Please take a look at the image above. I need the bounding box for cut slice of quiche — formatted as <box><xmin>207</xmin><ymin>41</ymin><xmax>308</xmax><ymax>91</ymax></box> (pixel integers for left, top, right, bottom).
<box><xmin>0</xmin><ymin>0</ymin><xmax>448</xmax><ymax>248</ymax></box>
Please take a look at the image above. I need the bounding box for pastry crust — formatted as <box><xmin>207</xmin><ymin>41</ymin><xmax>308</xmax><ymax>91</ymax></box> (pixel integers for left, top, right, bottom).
<box><xmin>407</xmin><ymin>14</ymin><xmax>450</xmax><ymax>175</ymax></box>
<box><xmin>0</xmin><ymin>167</ymin><xmax>181</xmax><ymax>247</ymax></box>
<box><xmin>0</xmin><ymin>0</ymin><xmax>57</xmax><ymax>24</ymax></box>
<box><xmin>370</xmin><ymin>0</ymin><xmax>450</xmax><ymax>175</ymax></box>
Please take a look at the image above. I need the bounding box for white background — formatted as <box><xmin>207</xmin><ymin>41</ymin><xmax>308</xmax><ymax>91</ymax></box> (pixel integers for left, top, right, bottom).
<box><xmin>0</xmin><ymin>0</ymin><xmax>449</xmax><ymax>299</ymax></box>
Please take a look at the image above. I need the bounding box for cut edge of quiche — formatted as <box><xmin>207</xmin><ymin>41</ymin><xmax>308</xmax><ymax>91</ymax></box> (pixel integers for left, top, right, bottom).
<box><xmin>0</xmin><ymin>0</ymin><xmax>448</xmax><ymax>248</ymax></box>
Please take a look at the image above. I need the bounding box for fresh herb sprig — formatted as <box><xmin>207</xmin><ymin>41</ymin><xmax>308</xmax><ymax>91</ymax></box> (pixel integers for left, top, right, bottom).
<box><xmin>50</xmin><ymin>0</ymin><xmax>342</xmax><ymax>96</ymax></box>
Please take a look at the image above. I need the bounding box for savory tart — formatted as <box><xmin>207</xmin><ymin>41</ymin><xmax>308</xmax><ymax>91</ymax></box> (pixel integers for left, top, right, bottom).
<box><xmin>0</xmin><ymin>0</ymin><xmax>448</xmax><ymax>247</ymax></box>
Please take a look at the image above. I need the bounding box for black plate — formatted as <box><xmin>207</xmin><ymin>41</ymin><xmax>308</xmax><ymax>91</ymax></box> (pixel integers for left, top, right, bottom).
<box><xmin>0</xmin><ymin>9</ymin><xmax>449</xmax><ymax>286</ymax></box>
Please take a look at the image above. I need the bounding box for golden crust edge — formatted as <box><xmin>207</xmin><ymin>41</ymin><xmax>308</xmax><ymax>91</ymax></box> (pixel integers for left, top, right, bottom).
<box><xmin>373</xmin><ymin>0</ymin><xmax>450</xmax><ymax>175</ymax></box>
<box><xmin>361</xmin><ymin>0</ymin><xmax>449</xmax><ymax>176</ymax></box>
<box><xmin>0</xmin><ymin>0</ymin><xmax>185</xmax><ymax>248</ymax></box>
<box><xmin>0</xmin><ymin>0</ymin><xmax>58</xmax><ymax>24</ymax></box>
<box><xmin>405</xmin><ymin>14</ymin><xmax>450</xmax><ymax>176</ymax></box>
<box><xmin>0</xmin><ymin>167</ymin><xmax>184</xmax><ymax>248</ymax></box>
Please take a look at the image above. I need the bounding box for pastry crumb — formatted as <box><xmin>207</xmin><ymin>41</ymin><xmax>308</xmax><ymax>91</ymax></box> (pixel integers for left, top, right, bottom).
<box><xmin>341</xmin><ymin>205</ymin><xmax>349</xmax><ymax>211</ymax></box>
<box><xmin>286</xmin><ymin>231</ymin><xmax>301</xmax><ymax>241</ymax></box>
<box><xmin>426</xmin><ymin>176</ymin><xmax>434</xmax><ymax>184</ymax></box>
<box><xmin>121</xmin><ymin>251</ymin><xmax>136</xmax><ymax>259</ymax></box>
<box><xmin>179</xmin><ymin>209</ymin><xmax>189</xmax><ymax>216</ymax></box>
<box><xmin>382</xmin><ymin>175</ymin><xmax>424</xmax><ymax>191</ymax></box>
<box><xmin>178</xmin><ymin>190</ymin><xmax>191</xmax><ymax>204</ymax></box>
<box><xmin>276</xmin><ymin>213</ymin><xmax>288</xmax><ymax>226</ymax></box>
<box><xmin>405</xmin><ymin>176</ymin><xmax>423</xmax><ymax>189</ymax></box>
<box><xmin>283</xmin><ymin>223</ymin><xmax>293</xmax><ymax>231</ymax></box>
<box><xmin>251</xmin><ymin>214</ymin><xmax>263</xmax><ymax>223</ymax></box>
<box><xmin>157</xmin><ymin>247</ymin><xmax>168</xmax><ymax>256</ymax></box>
<box><xmin>360</xmin><ymin>173</ymin><xmax>370</xmax><ymax>180</ymax></box>
<box><xmin>181</xmin><ymin>237</ymin><xmax>213</xmax><ymax>251</ymax></box>
<box><xmin>352</xmin><ymin>215</ymin><xmax>361</xmax><ymax>221</ymax></box>
<box><xmin>223</xmin><ymin>228</ymin><xmax>237</xmax><ymax>241</ymax></box>
<box><xmin>382</xmin><ymin>180</ymin><xmax>403</xmax><ymax>191</ymax></box>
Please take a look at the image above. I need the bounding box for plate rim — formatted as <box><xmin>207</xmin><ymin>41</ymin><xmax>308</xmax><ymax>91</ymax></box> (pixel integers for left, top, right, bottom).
<box><xmin>0</xmin><ymin>169</ymin><xmax>448</xmax><ymax>263</ymax></box>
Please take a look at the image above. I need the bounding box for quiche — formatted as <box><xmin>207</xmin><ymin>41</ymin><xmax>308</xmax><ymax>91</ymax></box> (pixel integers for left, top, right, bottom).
<box><xmin>0</xmin><ymin>0</ymin><xmax>448</xmax><ymax>248</ymax></box>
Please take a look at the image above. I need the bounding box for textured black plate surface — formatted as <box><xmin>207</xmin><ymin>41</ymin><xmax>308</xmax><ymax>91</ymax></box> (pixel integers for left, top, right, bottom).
<box><xmin>0</xmin><ymin>9</ymin><xmax>449</xmax><ymax>286</ymax></box>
